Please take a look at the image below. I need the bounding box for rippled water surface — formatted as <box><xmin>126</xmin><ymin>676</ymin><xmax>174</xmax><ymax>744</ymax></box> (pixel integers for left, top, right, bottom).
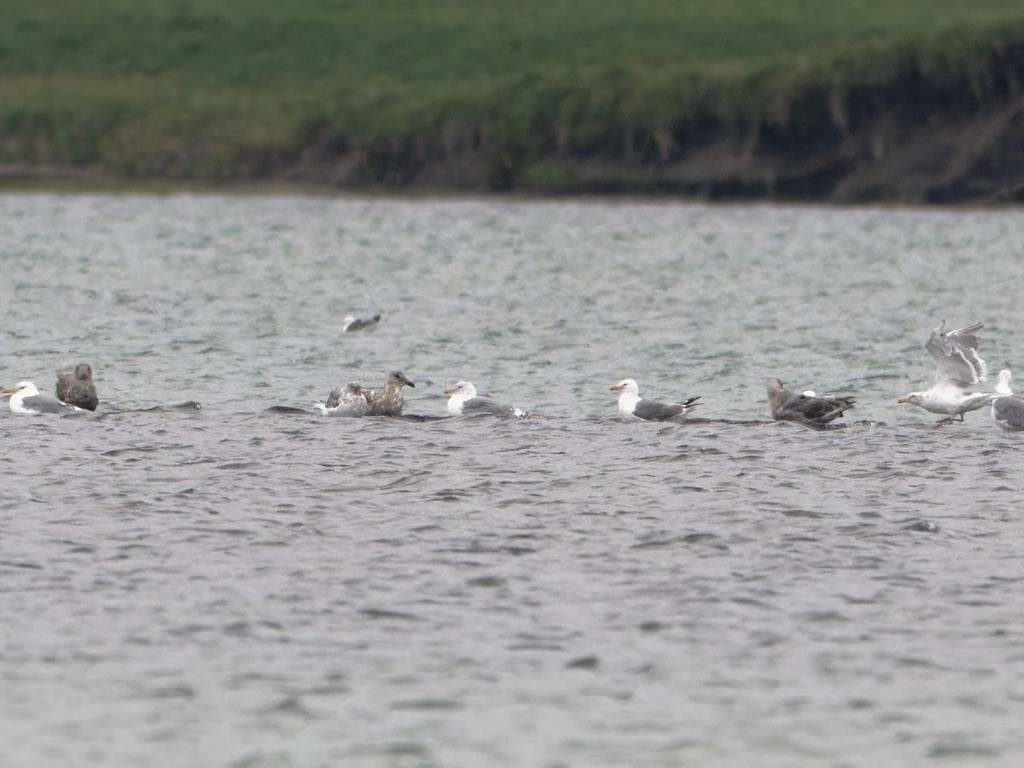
<box><xmin>2</xmin><ymin>194</ymin><xmax>1023</xmax><ymax>767</ymax></box>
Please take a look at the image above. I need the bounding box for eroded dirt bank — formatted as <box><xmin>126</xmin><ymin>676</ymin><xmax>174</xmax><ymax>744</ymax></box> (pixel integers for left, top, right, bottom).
<box><xmin>5</xmin><ymin>42</ymin><xmax>1024</xmax><ymax>204</ymax></box>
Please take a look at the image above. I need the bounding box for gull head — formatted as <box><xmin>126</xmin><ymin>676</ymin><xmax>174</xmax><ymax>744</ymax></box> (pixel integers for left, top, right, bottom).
<box><xmin>444</xmin><ymin>381</ymin><xmax>477</xmax><ymax>398</ymax></box>
<box><xmin>610</xmin><ymin>379</ymin><xmax>640</xmax><ymax>396</ymax></box>
<box><xmin>3</xmin><ymin>381</ymin><xmax>39</xmax><ymax>397</ymax></box>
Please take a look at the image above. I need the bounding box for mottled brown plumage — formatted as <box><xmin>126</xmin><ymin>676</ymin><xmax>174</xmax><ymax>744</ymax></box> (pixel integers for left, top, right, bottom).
<box><xmin>365</xmin><ymin>370</ymin><xmax>415</xmax><ymax>416</ymax></box>
<box><xmin>56</xmin><ymin>363</ymin><xmax>98</xmax><ymax>411</ymax></box>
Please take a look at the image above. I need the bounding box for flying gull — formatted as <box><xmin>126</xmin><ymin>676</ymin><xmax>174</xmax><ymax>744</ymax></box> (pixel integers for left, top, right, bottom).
<box><xmin>342</xmin><ymin>313</ymin><xmax>381</xmax><ymax>333</ymax></box>
<box><xmin>56</xmin><ymin>362</ymin><xmax>99</xmax><ymax>411</ymax></box>
<box><xmin>444</xmin><ymin>381</ymin><xmax>525</xmax><ymax>418</ymax></box>
<box><xmin>990</xmin><ymin>369</ymin><xmax>1024</xmax><ymax>431</ymax></box>
<box><xmin>609</xmin><ymin>378</ymin><xmax>700</xmax><ymax>422</ymax></box>
<box><xmin>314</xmin><ymin>382</ymin><xmax>368</xmax><ymax>416</ymax></box>
<box><xmin>898</xmin><ymin>321</ymin><xmax>993</xmax><ymax>423</ymax></box>
<box><xmin>766</xmin><ymin>377</ymin><xmax>855</xmax><ymax>426</ymax></box>
<box><xmin>3</xmin><ymin>381</ymin><xmax>85</xmax><ymax>415</ymax></box>
<box><xmin>365</xmin><ymin>370</ymin><xmax>415</xmax><ymax>416</ymax></box>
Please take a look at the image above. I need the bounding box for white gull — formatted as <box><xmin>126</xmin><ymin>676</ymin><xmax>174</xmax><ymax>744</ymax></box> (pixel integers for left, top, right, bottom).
<box><xmin>3</xmin><ymin>381</ymin><xmax>85</xmax><ymax>415</ymax></box>
<box><xmin>898</xmin><ymin>321</ymin><xmax>993</xmax><ymax>423</ymax></box>
<box><xmin>610</xmin><ymin>378</ymin><xmax>699</xmax><ymax>422</ymax></box>
<box><xmin>444</xmin><ymin>381</ymin><xmax>524</xmax><ymax>418</ymax></box>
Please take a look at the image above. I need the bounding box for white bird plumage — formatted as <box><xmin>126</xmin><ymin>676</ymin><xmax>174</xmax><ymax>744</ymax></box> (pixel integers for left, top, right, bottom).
<box><xmin>899</xmin><ymin>321</ymin><xmax>994</xmax><ymax>423</ymax></box>
<box><xmin>444</xmin><ymin>381</ymin><xmax>524</xmax><ymax>418</ymax></box>
<box><xmin>3</xmin><ymin>381</ymin><xmax>84</xmax><ymax>415</ymax></box>
<box><xmin>314</xmin><ymin>382</ymin><xmax>368</xmax><ymax>416</ymax></box>
<box><xmin>609</xmin><ymin>378</ymin><xmax>700</xmax><ymax>422</ymax></box>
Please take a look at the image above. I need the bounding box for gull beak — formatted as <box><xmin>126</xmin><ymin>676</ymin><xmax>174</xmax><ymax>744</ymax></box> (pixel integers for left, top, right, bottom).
<box><xmin>443</xmin><ymin>386</ymin><xmax>457</xmax><ymax>396</ymax></box>
<box><xmin>610</xmin><ymin>384</ymin><xmax>622</xmax><ymax>392</ymax></box>
<box><xmin>2</xmin><ymin>385</ymin><xmax>16</xmax><ymax>395</ymax></box>
<box><xmin>897</xmin><ymin>397</ymin><xmax>908</xmax><ymax>404</ymax></box>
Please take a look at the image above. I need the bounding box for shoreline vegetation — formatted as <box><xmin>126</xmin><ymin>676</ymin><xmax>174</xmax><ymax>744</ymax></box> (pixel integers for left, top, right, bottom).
<box><xmin>5</xmin><ymin>2</ymin><xmax>1024</xmax><ymax>203</ymax></box>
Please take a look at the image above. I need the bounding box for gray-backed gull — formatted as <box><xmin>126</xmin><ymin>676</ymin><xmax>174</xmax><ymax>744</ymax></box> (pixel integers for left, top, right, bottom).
<box><xmin>990</xmin><ymin>369</ymin><xmax>1024</xmax><ymax>431</ymax></box>
<box><xmin>898</xmin><ymin>321</ymin><xmax>992</xmax><ymax>423</ymax></box>
<box><xmin>444</xmin><ymin>381</ymin><xmax>524</xmax><ymax>418</ymax></box>
<box><xmin>610</xmin><ymin>378</ymin><xmax>699</xmax><ymax>422</ymax></box>
<box><xmin>342</xmin><ymin>314</ymin><xmax>381</xmax><ymax>333</ymax></box>
<box><xmin>4</xmin><ymin>381</ymin><xmax>84</xmax><ymax>415</ymax></box>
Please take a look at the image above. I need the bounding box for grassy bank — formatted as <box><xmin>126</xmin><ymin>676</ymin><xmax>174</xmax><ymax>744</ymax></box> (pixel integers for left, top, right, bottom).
<box><xmin>4</xmin><ymin>1</ymin><xmax>1024</xmax><ymax>198</ymax></box>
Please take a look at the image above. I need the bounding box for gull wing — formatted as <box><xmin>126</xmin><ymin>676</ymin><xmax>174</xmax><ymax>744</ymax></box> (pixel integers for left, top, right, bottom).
<box><xmin>633</xmin><ymin>397</ymin><xmax>698</xmax><ymax>421</ymax></box>
<box><xmin>462</xmin><ymin>397</ymin><xmax>516</xmax><ymax>418</ymax></box>
<box><xmin>24</xmin><ymin>394</ymin><xmax>79</xmax><ymax>414</ymax></box>
<box><xmin>925</xmin><ymin>321</ymin><xmax>987</xmax><ymax>387</ymax></box>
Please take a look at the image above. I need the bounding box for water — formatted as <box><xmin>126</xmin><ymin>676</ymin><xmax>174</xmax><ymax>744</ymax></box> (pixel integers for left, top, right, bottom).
<box><xmin>1</xmin><ymin>194</ymin><xmax>1023</xmax><ymax>767</ymax></box>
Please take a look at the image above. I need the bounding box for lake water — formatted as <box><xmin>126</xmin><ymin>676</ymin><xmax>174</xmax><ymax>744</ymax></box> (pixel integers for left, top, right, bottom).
<box><xmin>1</xmin><ymin>193</ymin><xmax>1023</xmax><ymax>767</ymax></box>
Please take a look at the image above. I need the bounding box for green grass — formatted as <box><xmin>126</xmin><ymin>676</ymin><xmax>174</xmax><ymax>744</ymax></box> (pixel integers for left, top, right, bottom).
<box><xmin>3</xmin><ymin>0</ymin><xmax>1024</xmax><ymax>185</ymax></box>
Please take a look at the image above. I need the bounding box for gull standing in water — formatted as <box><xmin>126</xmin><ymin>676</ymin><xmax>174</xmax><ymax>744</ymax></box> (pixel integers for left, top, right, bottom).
<box><xmin>4</xmin><ymin>381</ymin><xmax>85</xmax><ymax>415</ymax></box>
<box><xmin>365</xmin><ymin>370</ymin><xmax>415</xmax><ymax>416</ymax></box>
<box><xmin>609</xmin><ymin>378</ymin><xmax>700</xmax><ymax>422</ymax></box>
<box><xmin>766</xmin><ymin>378</ymin><xmax>855</xmax><ymax>427</ymax></box>
<box><xmin>56</xmin><ymin>362</ymin><xmax>99</xmax><ymax>411</ymax></box>
<box><xmin>990</xmin><ymin>369</ymin><xmax>1024</xmax><ymax>431</ymax></box>
<box><xmin>898</xmin><ymin>321</ymin><xmax>993</xmax><ymax>423</ymax></box>
<box><xmin>444</xmin><ymin>381</ymin><xmax>524</xmax><ymax>418</ymax></box>
<box><xmin>314</xmin><ymin>382</ymin><xmax>368</xmax><ymax>416</ymax></box>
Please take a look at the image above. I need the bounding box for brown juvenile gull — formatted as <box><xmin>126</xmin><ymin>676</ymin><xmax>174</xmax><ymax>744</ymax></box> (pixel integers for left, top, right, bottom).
<box><xmin>990</xmin><ymin>369</ymin><xmax>1024</xmax><ymax>431</ymax></box>
<box><xmin>365</xmin><ymin>370</ymin><xmax>415</xmax><ymax>416</ymax></box>
<box><xmin>56</xmin><ymin>362</ymin><xmax>99</xmax><ymax>411</ymax></box>
<box><xmin>342</xmin><ymin>313</ymin><xmax>381</xmax><ymax>333</ymax></box>
<box><xmin>444</xmin><ymin>381</ymin><xmax>524</xmax><ymax>419</ymax></box>
<box><xmin>898</xmin><ymin>320</ymin><xmax>993</xmax><ymax>423</ymax></box>
<box><xmin>4</xmin><ymin>381</ymin><xmax>84</xmax><ymax>415</ymax></box>
<box><xmin>766</xmin><ymin>377</ymin><xmax>855</xmax><ymax>426</ymax></box>
<box><xmin>314</xmin><ymin>382</ymin><xmax>368</xmax><ymax>417</ymax></box>
<box><xmin>609</xmin><ymin>378</ymin><xmax>700</xmax><ymax>422</ymax></box>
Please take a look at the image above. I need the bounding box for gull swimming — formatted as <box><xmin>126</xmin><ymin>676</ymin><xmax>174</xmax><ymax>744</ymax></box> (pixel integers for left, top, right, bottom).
<box><xmin>56</xmin><ymin>362</ymin><xmax>99</xmax><ymax>411</ymax></box>
<box><xmin>898</xmin><ymin>321</ymin><xmax>993</xmax><ymax>423</ymax></box>
<box><xmin>365</xmin><ymin>370</ymin><xmax>415</xmax><ymax>416</ymax></box>
<box><xmin>609</xmin><ymin>378</ymin><xmax>700</xmax><ymax>422</ymax></box>
<box><xmin>342</xmin><ymin>313</ymin><xmax>381</xmax><ymax>333</ymax></box>
<box><xmin>444</xmin><ymin>381</ymin><xmax>524</xmax><ymax>418</ymax></box>
<box><xmin>766</xmin><ymin>377</ymin><xmax>855</xmax><ymax>426</ymax></box>
<box><xmin>990</xmin><ymin>369</ymin><xmax>1024</xmax><ymax>431</ymax></box>
<box><xmin>314</xmin><ymin>382</ymin><xmax>368</xmax><ymax>416</ymax></box>
<box><xmin>3</xmin><ymin>381</ymin><xmax>85</xmax><ymax>415</ymax></box>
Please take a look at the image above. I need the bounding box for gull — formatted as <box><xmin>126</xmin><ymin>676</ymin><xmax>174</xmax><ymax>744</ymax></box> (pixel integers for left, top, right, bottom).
<box><xmin>314</xmin><ymin>382</ymin><xmax>368</xmax><ymax>416</ymax></box>
<box><xmin>898</xmin><ymin>321</ymin><xmax>993</xmax><ymax>423</ymax></box>
<box><xmin>3</xmin><ymin>381</ymin><xmax>85</xmax><ymax>415</ymax></box>
<box><xmin>56</xmin><ymin>362</ymin><xmax>99</xmax><ymax>411</ymax></box>
<box><xmin>342</xmin><ymin>313</ymin><xmax>381</xmax><ymax>333</ymax></box>
<box><xmin>444</xmin><ymin>381</ymin><xmax>524</xmax><ymax>418</ymax></box>
<box><xmin>365</xmin><ymin>370</ymin><xmax>415</xmax><ymax>416</ymax></box>
<box><xmin>990</xmin><ymin>369</ymin><xmax>1024</xmax><ymax>431</ymax></box>
<box><xmin>766</xmin><ymin>377</ymin><xmax>855</xmax><ymax>427</ymax></box>
<box><xmin>609</xmin><ymin>378</ymin><xmax>700</xmax><ymax>422</ymax></box>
